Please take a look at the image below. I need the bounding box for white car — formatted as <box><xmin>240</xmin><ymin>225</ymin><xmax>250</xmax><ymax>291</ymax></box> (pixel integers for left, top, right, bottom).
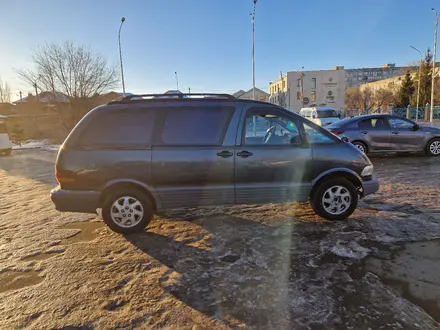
<box><xmin>300</xmin><ymin>106</ymin><xmax>341</xmax><ymax>127</ymax></box>
<box><xmin>0</xmin><ymin>116</ymin><xmax>12</xmax><ymax>155</ymax></box>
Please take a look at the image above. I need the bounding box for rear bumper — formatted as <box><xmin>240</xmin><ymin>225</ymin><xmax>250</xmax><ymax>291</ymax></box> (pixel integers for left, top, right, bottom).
<box><xmin>361</xmin><ymin>177</ymin><xmax>379</xmax><ymax>197</ymax></box>
<box><xmin>50</xmin><ymin>187</ymin><xmax>100</xmax><ymax>214</ymax></box>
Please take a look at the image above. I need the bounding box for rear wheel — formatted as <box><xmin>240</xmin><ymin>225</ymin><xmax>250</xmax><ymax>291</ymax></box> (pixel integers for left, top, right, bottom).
<box><xmin>426</xmin><ymin>138</ymin><xmax>440</xmax><ymax>156</ymax></box>
<box><xmin>102</xmin><ymin>189</ymin><xmax>153</xmax><ymax>234</ymax></box>
<box><xmin>352</xmin><ymin>141</ymin><xmax>367</xmax><ymax>154</ymax></box>
<box><xmin>310</xmin><ymin>177</ymin><xmax>358</xmax><ymax>221</ymax></box>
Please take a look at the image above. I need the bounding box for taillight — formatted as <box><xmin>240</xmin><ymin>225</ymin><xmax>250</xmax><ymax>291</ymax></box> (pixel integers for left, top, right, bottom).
<box><xmin>55</xmin><ymin>169</ymin><xmax>77</xmax><ymax>184</ymax></box>
<box><xmin>331</xmin><ymin>129</ymin><xmax>345</xmax><ymax>135</ymax></box>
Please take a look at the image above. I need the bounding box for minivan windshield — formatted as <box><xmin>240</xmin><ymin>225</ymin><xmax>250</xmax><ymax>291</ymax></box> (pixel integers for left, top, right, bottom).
<box><xmin>317</xmin><ymin>110</ymin><xmax>338</xmax><ymax>118</ymax></box>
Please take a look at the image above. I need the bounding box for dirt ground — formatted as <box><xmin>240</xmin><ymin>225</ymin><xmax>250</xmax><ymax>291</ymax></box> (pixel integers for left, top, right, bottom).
<box><xmin>1</xmin><ymin>150</ymin><xmax>440</xmax><ymax>329</ymax></box>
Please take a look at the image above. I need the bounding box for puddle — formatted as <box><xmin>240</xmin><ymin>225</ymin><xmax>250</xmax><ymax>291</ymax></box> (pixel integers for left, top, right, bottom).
<box><xmin>22</xmin><ymin>251</ymin><xmax>64</xmax><ymax>262</ymax></box>
<box><xmin>0</xmin><ymin>270</ymin><xmax>44</xmax><ymax>293</ymax></box>
<box><xmin>60</xmin><ymin>221</ymin><xmax>106</xmax><ymax>244</ymax></box>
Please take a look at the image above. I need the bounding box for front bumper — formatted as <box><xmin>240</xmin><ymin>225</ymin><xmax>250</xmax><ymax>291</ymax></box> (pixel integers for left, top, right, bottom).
<box><xmin>50</xmin><ymin>187</ymin><xmax>100</xmax><ymax>214</ymax></box>
<box><xmin>360</xmin><ymin>177</ymin><xmax>379</xmax><ymax>198</ymax></box>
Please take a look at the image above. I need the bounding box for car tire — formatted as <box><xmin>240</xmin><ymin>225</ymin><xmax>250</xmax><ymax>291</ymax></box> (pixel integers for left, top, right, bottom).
<box><xmin>426</xmin><ymin>138</ymin><xmax>440</xmax><ymax>156</ymax></box>
<box><xmin>310</xmin><ymin>177</ymin><xmax>358</xmax><ymax>221</ymax></box>
<box><xmin>102</xmin><ymin>188</ymin><xmax>153</xmax><ymax>234</ymax></box>
<box><xmin>352</xmin><ymin>141</ymin><xmax>367</xmax><ymax>154</ymax></box>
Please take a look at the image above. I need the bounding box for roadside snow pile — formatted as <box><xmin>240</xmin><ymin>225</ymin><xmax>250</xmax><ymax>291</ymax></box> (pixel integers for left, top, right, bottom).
<box><xmin>12</xmin><ymin>139</ymin><xmax>60</xmax><ymax>151</ymax></box>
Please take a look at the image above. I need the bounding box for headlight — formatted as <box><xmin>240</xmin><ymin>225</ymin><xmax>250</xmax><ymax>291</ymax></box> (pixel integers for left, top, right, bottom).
<box><xmin>361</xmin><ymin>165</ymin><xmax>374</xmax><ymax>177</ymax></box>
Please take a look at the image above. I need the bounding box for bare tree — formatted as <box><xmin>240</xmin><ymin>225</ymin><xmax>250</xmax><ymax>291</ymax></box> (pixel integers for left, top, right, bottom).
<box><xmin>0</xmin><ymin>78</ymin><xmax>11</xmax><ymax>103</ymax></box>
<box><xmin>372</xmin><ymin>88</ymin><xmax>395</xmax><ymax>113</ymax></box>
<box><xmin>345</xmin><ymin>87</ymin><xmax>375</xmax><ymax>115</ymax></box>
<box><xmin>17</xmin><ymin>42</ymin><xmax>119</xmax><ymax>130</ymax></box>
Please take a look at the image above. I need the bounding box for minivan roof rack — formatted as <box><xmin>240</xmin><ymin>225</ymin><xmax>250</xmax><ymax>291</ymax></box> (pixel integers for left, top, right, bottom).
<box><xmin>118</xmin><ymin>93</ymin><xmax>236</xmax><ymax>102</ymax></box>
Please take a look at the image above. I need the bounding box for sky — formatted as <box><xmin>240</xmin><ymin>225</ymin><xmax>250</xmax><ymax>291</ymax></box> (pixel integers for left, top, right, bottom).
<box><xmin>1</xmin><ymin>0</ymin><xmax>439</xmax><ymax>100</ymax></box>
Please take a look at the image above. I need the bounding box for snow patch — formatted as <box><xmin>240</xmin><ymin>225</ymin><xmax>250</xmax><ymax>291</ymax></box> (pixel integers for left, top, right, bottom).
<box><xmin>12</xmin><ymin>140</ymin><xmax>60</xmax><ymax>151</ymax></box>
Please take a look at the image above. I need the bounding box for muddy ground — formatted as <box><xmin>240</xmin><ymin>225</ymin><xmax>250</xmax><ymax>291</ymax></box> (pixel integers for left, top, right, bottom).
<box><xmin>0</xmin><ymin>150</ymin><xmax>440</xmax><ymax>329</ymax></box>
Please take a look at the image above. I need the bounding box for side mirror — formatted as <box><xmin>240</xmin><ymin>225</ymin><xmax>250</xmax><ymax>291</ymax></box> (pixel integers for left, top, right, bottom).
<box><xmin>290</xmin><ymin>136</ymin><xmax>302</xmax><ymax>146</ymax></box>
<box><xmin>338</xmin><ymin>114</ymin><xmax>342</xmax><ymax>119</ymax></box>
<box><xmin>413</xmin><ymin>124</ymin><xmax>420</xmax><ymax>131</ymax></box>
<box><xmin>341</xmin><ymin>136</ymin><xmax>349</xmax><ymax>143</ymax></box>
<box><xmin>312</xmin><ymin>115</ymin><xmax>316</xmax><ymax>119</ymax></box>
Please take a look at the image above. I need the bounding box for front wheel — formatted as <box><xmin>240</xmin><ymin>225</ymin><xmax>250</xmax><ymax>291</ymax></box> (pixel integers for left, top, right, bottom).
<box><xmin>426</xmin><ymin>138</ymin><xmax>440</xmax><ymax>156</ymax></box>
<box><xmin>310</xmin><ymin>177</ymin><xmax>358</xmax><ymax>221</ymax></box>
<box><xmin>102</xmin><ymin>189</ymin><xmax>153</xmax><ymax>234</ymax></box>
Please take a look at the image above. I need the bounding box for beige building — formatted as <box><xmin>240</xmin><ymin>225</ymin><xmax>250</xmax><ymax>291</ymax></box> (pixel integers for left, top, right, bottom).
<box><xmin>269</xmin><ymin>67</ymin><xmax>347</xmax><ymax>112</ymax></box>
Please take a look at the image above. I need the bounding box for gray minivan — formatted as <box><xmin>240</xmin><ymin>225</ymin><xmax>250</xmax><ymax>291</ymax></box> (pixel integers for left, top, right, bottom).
<box><xmin>51</xmin><ymin>93</ymin><xmax>379</xmax><ymax>233</ymax></box>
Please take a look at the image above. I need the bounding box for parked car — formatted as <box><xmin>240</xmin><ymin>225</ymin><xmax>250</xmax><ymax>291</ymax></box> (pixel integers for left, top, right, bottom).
<box><xmin>51</xmin><ymin>93</ymin><xmax>379</xmax><ymax>233</ymax></box>
<box><xmin>0</xmin><ymin>116</ymin><xmax>12</xmax><ymax>155</ymax></box>
<box><xmin>299</xmin><ymin>106</ymin><xmax>341</xmax><ymax>127</ymax></box>
<box><xmin>327</xmin><ymin>114</ymin><xmax>440</xmax><ymax>156</ymax></box>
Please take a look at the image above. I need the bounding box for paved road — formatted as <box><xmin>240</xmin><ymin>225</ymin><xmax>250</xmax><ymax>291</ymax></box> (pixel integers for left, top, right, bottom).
<box><xmin>0</xmin><ymin>150</ymin><xmax>440</xmax><ymax>329</ymax></box>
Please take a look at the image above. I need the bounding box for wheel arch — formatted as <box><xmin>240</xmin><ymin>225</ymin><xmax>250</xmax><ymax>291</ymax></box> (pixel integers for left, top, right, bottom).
<box><xmin>426</xmin><ymin>136</ymin><xmax>440</xmax><ymax>154</ymax></box>
<box><xmin>99</xmin><ymin>179</ymin><xmax>161</xmax><ymax>210</ymax></box>
<box><xmin>311</xmin><ymin>169</ymin><xmax>363</xmax><ymax>198</ymax></box>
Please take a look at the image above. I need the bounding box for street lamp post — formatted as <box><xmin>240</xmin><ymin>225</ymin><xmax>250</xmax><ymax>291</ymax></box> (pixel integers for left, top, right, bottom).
<box><xmin>431</xmin><ymin>8</ymin><xmax>439</xmax><ymax>123</ymax></box>
<box><xmin>410</xmin><ymin>46</ymin><xmax>423</xmax><ymax>122</ymax></box>
<box><xmin>250</xmin><ymin>0</ymin><xmax>257</xmax><ymax>100</ymax></box>
<box><xmin>118</xmin><ymin>17</ymin><xmax>126</xmax><ymax>95</ymax></box>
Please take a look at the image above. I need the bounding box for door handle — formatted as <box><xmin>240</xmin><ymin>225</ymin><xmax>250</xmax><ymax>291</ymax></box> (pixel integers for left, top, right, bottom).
<box><xmin>391</xmin><ymin>131</ymin><xmax>399</xmax><ymax>135</ymax></box>
<box><xmin>360</xmin><ymin>131</ymin><xmax>368</xmax><ymax>134</ymax></box>
<box><xmin>216</xmin><ymin>150</ymin><xmax>233</xmax><ymax>158</ymax></box>
<box><xmin>237</xmin><ymin>150</ymin><xmax>253</xmax><ymax>158</ymax></box>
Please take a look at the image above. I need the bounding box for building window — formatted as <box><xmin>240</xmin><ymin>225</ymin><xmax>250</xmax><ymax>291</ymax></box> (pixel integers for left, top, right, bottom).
<box><xmin>311</xmin><ymin>91</ymin><xmax>316</xmax><ymax>102</ymax></box>
<box><xmin>297</xmin><ymin>92</ymin><xmax>301</xmax><ymax>100</ymax></box>
<box><xmin>282</xmin><ymin>80</ymin><xmax>286</xmax><ymax>89</ymax></box>
<box><xmin>311</xmin><ymin>78</ymin><xmax>316</xmax><ymax>89</ymax></box>
<box><xmin>297</xmin><ymin>79</ymin><xmax>300</xmax><ymax>87</ymax></box>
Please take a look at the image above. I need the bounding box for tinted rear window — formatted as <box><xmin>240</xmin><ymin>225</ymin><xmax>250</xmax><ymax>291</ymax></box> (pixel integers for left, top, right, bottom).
<box><xmin>158</xmin><ymin>106</ymin><xmax>233</xmax><ymax>145</ymax></box>
<box><xmin>317</xmin><ymin>110</ymin><xmax>338</xmax><ymax>118</ymax></box>
<box><xmin>80</xmin><ymin>109</ymin><xmax>154</xmax><ymax>147</ymax></box>
<box><xmin>0</xmin><ymin>123</ymin><xmax>7</xmax><ymax>134</ymax></box>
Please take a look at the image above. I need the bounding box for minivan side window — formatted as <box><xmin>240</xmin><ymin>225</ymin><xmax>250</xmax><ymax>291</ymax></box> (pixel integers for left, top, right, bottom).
<box><xmin>243</xmin><ymin>109</ymin><xmax>301</xmax><ymax>146</ymax></box>
<box><xmin>158</xmin><ymin>107</ymin><xmax>233</xmax><ymax>145</ymax></box>
<box><xmin>303</xmin><ymin>122</ymin><xmax>337</xmax><ymax>144</ymax></box>
<box><xmin>80</xmin><ymin>109</ymin><xmax>154</xmax><ymax>147</ymax></box>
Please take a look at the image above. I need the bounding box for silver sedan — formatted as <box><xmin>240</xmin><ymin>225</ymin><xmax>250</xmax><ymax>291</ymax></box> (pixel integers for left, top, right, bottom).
<box><xmin>327</xmin><ymin>114</ymin><xmax>440</xmax><ymax>156</ymax></box>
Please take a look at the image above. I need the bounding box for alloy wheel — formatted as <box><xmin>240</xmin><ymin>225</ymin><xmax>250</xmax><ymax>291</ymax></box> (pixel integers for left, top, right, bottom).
<box><xmin>321</xmin><ymin>185</ymin><xmax>352</xmax><ymax>215</ymax></box>
<box><xmin>110</xmin><ymin>196</ymin><xmax>144</xmax><ymax>228</ymax></box>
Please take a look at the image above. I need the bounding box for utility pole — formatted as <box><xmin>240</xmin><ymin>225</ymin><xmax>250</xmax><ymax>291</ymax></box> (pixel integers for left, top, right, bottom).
<box><xmin>118</xmin><ymin>17</ymin><xmax>126</xmax><ymax>95</ymax></box>
<box><xmin>19</xmin><ymin>91</ymin><xmax>23</xmax><ymax>103</ymax></box>
<box><xmin>251</xmin><ymin>0</ymin><xmax>257</xmax><ymax>100</ymax></box>
<box><xmin>410</xmin><ymin>46</ymin><xmax>422</xmax><ymax>121</ymax></box>
<box><xmin>188</xmin><ymin>87</ymin><xmax>191</xmax><ymax>94</ymax></box>
<box><xmin>431</xmin><ymin>8</ymin><xmax>439</xmax><ymax>124</ymax></box>
<box><xmin>300</xmin><ymin>67</ymin><xmax>305</xmax><ymax>107</ymax></box>
<box><xmin>33</xmin><ymin>82</ymin><xmax>39</xmax><ymax>101</ymax></box>
<box><xmin>175</xmin><ymin>72</ymin><xmax>179</xmax><ymax>91</ymax></box>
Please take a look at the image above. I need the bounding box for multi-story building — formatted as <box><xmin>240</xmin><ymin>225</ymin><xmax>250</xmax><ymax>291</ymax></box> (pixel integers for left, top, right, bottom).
<box><xmin>269</xmin><ymin>68</ymin><xmax>347</xmax><ymax>112</ymax></box>
<box><xmin>269</xmin><ymin>64</ymin><xmax>418</xmax><ymax>112</ymax></box>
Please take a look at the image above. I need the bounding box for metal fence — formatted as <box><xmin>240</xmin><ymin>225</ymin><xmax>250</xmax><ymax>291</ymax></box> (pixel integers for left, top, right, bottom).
<box><xmin>392</xmin><ymin>106</ymin><xmax>440</xmax><ymax>120</ymax></box>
